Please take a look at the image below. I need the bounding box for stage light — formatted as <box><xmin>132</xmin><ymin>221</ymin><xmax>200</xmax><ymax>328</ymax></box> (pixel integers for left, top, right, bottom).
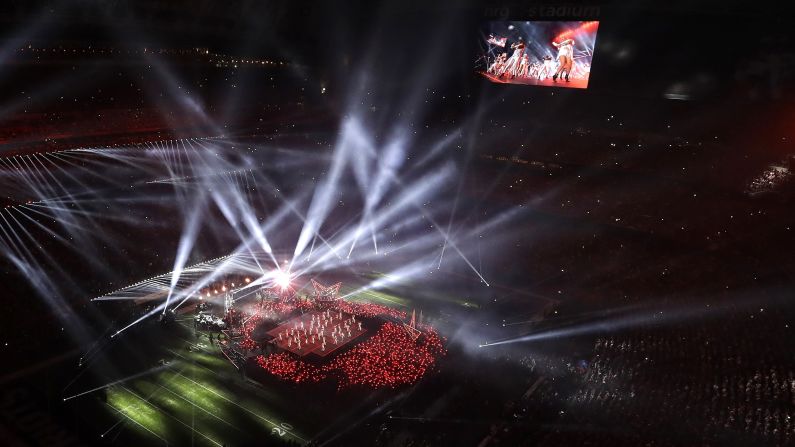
<box><xmin>274</xmin><ymin>269</ymin><xmax>291</xmax><ymax>290</ymax></box>
<box><xmin>245</xmin><ymin>277</ymin><xmax>251</xmax><ymax>283</ymax></box>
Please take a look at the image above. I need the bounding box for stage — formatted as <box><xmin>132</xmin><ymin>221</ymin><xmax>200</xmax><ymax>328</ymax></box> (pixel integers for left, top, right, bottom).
<box><xmin>267</xmin><ymin>309</ymin><xmax>368</xmax><ymax>358</ymax></box>
<box><xmin>479</xmin><ymin>71</ymin><xmax>589</xmax><ymax>89</ymax></box>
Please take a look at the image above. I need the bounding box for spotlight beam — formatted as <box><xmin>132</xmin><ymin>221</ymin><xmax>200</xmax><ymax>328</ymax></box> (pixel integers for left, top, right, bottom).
<box><xmin>62</xmin><ymin>364</ymin><xmax>169</xmax><ymax>402</ymax></box>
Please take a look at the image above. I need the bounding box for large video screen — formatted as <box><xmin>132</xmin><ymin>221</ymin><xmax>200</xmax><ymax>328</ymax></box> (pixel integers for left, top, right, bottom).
<box><xmin>477</xmin><ymin>21</ymin><xmax>599</xmax><ymax>89</ymax></box>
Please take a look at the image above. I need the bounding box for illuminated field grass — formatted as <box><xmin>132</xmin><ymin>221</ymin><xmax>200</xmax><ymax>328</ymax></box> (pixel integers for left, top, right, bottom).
<box><xmin>103</xmin><ymin>330</ymin><xmax>310</xmax><ymax>445</ymax></box>
<box><xmin>347</xmin><ymin>287</ymin><xmax>409</xmax><ymax>307</ymax></box>
<box><xmin>106</xmin><ymin>386</ymin><xmax>173</xmax><ymax>443</ymax></box>
<box><xmin>344</xmin><ymin>274</ymin><xmax>473</xmax><ymax>309</ymax></box>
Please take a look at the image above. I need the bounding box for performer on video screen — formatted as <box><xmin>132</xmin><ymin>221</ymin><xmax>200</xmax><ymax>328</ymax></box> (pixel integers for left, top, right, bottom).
<box><xmin>570</xmin><ymin>61</ymin><xmax>586</xmax><ymax>80</ymax></box>
<box><xmin>500</xmin><ymin>40</ymin><xmax>526</xmax><ymax>79</ymax></box>
<box><xmin>517</xmin><ymin>54</ymin><xmax>530</xmax><ymax>78</ymax></box>
<box><xmin>530</xmin><ymin>61</ymin><xmax>541</xmax><ymax>80</ymax></box>
<box><xmin>540</xmin><ymin>55</ymin><xmax>555</xmax><ymax>80</ymax></box>
<box><xmin>552</xmin><ymin>38</ymin><xmax>574</xmax><ymax>82</ymax></box>
<box><xmin>488</xmin><ymin>53</ymin><xmax>506</xmax><ymax>75</ymax></box>
<box><xmin>578</xmin><ymin>62</ymin><xmax>591</xmax><ymax>80</ymax></box>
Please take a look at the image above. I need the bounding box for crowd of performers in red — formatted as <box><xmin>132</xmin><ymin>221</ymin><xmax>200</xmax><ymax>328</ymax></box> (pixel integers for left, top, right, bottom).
<box><xmin>256</xmin><ymin>322</ymin><xmax>445</xmax><ymax>389</ymax></box>
<box><xmin>213</xmin><ymin>279</ymin><xmax>445</xmax><ymax>389</ymax></box>
<box><xmin>486</xmin><ymin>38</ymin><xmax>590</xmax><ymax>83</ymax></box>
